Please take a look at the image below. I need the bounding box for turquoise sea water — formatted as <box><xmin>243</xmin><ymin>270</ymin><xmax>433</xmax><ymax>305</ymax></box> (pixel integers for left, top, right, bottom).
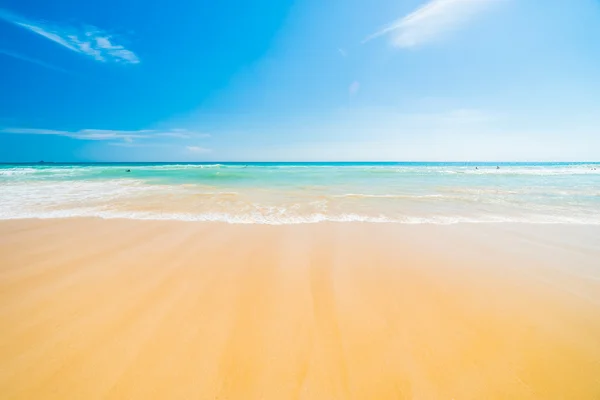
<box><xmin>1</xmin><ymin>162</ymin><xmax>599</xmax><ymax>224</ymax></box>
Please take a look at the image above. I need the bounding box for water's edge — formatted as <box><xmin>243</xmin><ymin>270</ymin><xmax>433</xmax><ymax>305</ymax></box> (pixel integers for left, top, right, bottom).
<box><xmin>2</xmin><ymin>162</ymin><xmax>599</xmax><ymax>225</ymax></box>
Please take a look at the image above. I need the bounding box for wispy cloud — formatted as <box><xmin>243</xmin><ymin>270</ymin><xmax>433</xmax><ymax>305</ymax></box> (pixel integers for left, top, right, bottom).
<box><xmin>155</xmin><ymin>130</ymin><xmax>211</xmax><ymax>139</ymax></box>
<box><xmin>363</xmin><ymin>0</ymin><xmax>498</xmax><ymax>48</ymax></box>
<box><xmin>338</xmin><ymin>48</ymin><xmax>347</xmax><ymax>57</ymax></box>
<box><xmin>0</xmin><ymin>7</ymin><xmax>139</xmax><ymax>64</ymax></box>
<box><xmin>108</xmin><ymin>142</ymin><xmax>165</xmax><ymax>148</ymax></box>
<box><xmin>0</xmin><ymin>128</ymin><xmax>147</xmax><ymax>141</ymax></box>
<box><xmin>0</xmin><ymin>48</ymin><xmax>70</xmax><ymax>74</ymax></box>
<box><xmin>186</xmin><ymin>146</ymin><xmax>211</xmax><ymax>153</ymax></box>
<box><xmin>0</xmin><ymin>127</ymin><xmax>209</xmax><ymax>141</ymax></box>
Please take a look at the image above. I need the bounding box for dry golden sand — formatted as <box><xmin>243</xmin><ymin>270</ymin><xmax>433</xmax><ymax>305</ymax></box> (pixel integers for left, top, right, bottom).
<box><xmin>1</xmin><ymin>218</ymin><xmax>600</xmax><ymax>399</ymax></box>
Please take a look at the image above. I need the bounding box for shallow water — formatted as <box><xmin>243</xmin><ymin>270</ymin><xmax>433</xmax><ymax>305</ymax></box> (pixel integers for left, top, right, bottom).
<box><xmin>1</xmin><ymin>162</ymin><xmax>599</xmax><ymax>224</ymax></box>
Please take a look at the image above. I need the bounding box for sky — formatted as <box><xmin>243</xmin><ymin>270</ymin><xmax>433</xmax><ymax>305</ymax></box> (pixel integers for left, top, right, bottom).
<box><xmin>0</xmin><ymin>0</ymin><xmax>599</xmax><ymax>162</ymax></box>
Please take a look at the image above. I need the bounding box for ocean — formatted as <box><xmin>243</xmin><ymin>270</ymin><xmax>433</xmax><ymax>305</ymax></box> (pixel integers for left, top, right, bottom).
<box><xmin>1</xmin><ymin>162</ymin><xmax>599</xmax><ymax>224</ymax></box>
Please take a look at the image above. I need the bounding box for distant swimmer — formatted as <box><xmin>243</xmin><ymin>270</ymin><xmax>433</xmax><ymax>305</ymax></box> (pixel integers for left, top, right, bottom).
<box><xmin>475</xmin><ymin>167</ymin><xmax>478</xmax><ymax>170</ymax></box>
<box><xmin>126</xmin><ymin>169</ymin><xmax>131</xmax><ymax>172</ymax></box>
<box><xmin>497</xmin><ymin>166</ymin><xmax>500</xmax><ymax>170</ymax></box>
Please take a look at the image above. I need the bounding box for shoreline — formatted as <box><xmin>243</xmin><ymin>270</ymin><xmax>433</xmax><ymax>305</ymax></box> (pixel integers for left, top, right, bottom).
<box><xmin>2</xmin><ymin>215</ymin><xmax>600</xmax><ymax>226</ymax></box>
<box><xmin>1</xmin><ymin>218</ymin><xmax>600</xmax><ymax>399</ymax></box>
<box><xmin>3</xmin><ymin>162</ymin><xmax>600</xmax><ymax>227</ymax></box>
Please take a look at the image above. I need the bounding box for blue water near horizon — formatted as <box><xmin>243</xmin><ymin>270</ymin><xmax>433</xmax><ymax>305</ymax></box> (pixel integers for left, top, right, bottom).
<box><xmin>1</xmin><ymin>162</ymin><xmax>599</xmax><ymax>224</ymax></box>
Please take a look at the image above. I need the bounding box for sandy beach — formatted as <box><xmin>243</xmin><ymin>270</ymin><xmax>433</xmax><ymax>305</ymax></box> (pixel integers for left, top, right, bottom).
<box><xmin>1</xmin><ymin>218</ymin><xmax>599</xmax><ymax>399</ymax></box>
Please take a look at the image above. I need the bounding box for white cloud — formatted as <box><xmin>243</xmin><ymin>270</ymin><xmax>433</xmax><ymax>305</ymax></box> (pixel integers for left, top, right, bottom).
<box><xmin>0</xmin><ymin>128</ymin><xmax>147</xmax><ymax>141</ymax></box>
<box><xmin>156</xmin><ymin>131</ymin><xmax>211</xmax><ymax>139</ymax></box>
<box><xmin>349</xmin><ymin>81</ymin><xmax>360</xmax><ymax>96</ymax></box>
<box><xmin>186</xmin><ymin>146</ymin><xmax>211</xmax><ymax>153</ymax></box>
<box><xmin>363</xmin><ymin>0</ymin><xmax>499</xmax><ymax>48</ymax></box>
<box><xmin>0</xmin><ymin>7</ymin><xmax>139</xmax><ymax>64</ymax></box>
<box><xmin>0</xmin><ymin>127</ymin><xmax>208</xmax><ymax>142</ymax></box>
<box><xmin>16</xmin><ymin>22</ymin><xmax>81</xmax><ymax>52</ymax></box>
<box><xmin>156</xmin><ymin>132</ymin><xmax>191</xmax><ymax>139</ymax></box>
<box><xmin>91</xmin><ymin>34</ymin><xmax>140</xmax><ymax>63</ymax></box>
<box><xmin>108</xmin><ymin>142</ymin><xmax>165</xmax><ymax>148</ymax></box>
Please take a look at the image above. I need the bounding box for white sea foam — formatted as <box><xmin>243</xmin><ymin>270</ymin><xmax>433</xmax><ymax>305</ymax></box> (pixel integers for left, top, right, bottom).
<box><xmin>0</xmin><ymin>168</ymin><xmax>38</xmax><ymax>176</ymax></box>
<box><xmin>458</xmin><ymin>168</ymin><xmax>600</xmax><ymax>176</ymax></box>
<box><xmin>334</xmin><ymin>193</ymin><xmax>444</xmax><ymax>199</ymax></box>
<box><xmin>1</xmin><ymin>206</ymin><xmax>599</xmax><ymax>225</ymax></box>
<box><xmin>1</xmin><ymin>163</ymin><xmax>599</xmax><ymax>225</ymax></box>
<box><xmin>124</xmin><ymin>164</ymin><xmax>225</xmax><ymax>170</ymax></box>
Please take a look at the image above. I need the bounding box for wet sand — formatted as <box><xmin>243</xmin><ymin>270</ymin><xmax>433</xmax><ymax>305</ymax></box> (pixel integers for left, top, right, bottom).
<box><xmin>1</xmin><ymin>218</ymin><xmax>599</xmax><ymax>399</ymax></box>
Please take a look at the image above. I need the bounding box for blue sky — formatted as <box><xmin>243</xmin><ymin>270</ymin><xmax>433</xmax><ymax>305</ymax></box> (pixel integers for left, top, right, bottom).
<box><xmin>1</xmin><ymin>0</ymin><xmax>599</xmax><ymax>162</ymax></box>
